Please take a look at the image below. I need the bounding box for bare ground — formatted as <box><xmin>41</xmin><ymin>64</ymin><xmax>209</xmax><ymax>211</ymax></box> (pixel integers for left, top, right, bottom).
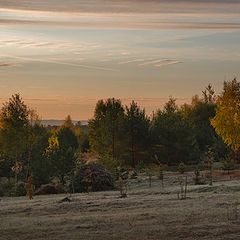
<box><xmin>1</xmin><ymin>172</ymin><xmax>240</xmax><ymax>240</ymax></box>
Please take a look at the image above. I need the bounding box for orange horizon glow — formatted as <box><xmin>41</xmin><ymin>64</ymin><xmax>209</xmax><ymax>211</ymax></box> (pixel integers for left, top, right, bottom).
<box><xmin>0</xmin><ymin>96</ymin><xmax>192</xmax><ymax>120</ymax></box>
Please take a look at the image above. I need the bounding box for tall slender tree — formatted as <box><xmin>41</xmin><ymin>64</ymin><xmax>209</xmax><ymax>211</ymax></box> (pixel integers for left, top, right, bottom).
<box><xmin>125</xmin><ymin>101</ymin><xmax>150</xmax><ymax>167</ymax></box>
<box><xmin>0</xmin><ymin>94</ymin><xmax>30</xmax><ymax>180</ymax></box>
<box><xmin>89</xmin><ymin>98</ymin><xmax>125</xmax><ymax>164</ymax></box>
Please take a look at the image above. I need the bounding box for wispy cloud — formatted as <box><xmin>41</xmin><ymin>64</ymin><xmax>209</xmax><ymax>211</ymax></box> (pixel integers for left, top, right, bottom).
<box><xmin>0</xmin><ymin>62</ymin><xmax>16</xmax><ymax>67</ymax></box>
<box><xmin>2</xmin><ymin>54</ymin><xmax>119</xmax><ymax>72</ymax></box>
<box><xmin>139</xmin><ymin>59</ymin><xmax>168</xmax><ymax>66</ymax></box>
<box><xmin>1</xmin><ymin>5</ymin><xmax>240</xmax><ymax>30</ymax></box>
<box><xmin>154</xmin><ymin>60</ymin><xmax>181</xmax><ymax>68</ymax></box>
<box><xmin>118</xmin><ymin>59</ymin><xmax>145</xmax><ymax>64</ymax></box>
<box><xmin>137</xmin><ymin>59</ymin><xmax>181</xmax><ymax>68</ymax></box>
<box><xmin>0</xmin><ymin>38</ymin><xmax>73</xmax><ymax>50</ymax></box>
<box><xmin>1</xmin><ymin>0</ymin><xmax>240</xmax><ymax>14</ymax></box>
<box><xmin>2</xmin><ymin>18</ymin><xmax>240</xmax><ymax>30</ymax></box>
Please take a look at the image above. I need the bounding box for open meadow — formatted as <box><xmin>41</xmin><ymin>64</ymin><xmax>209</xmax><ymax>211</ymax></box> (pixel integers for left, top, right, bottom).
<box><xmin>1</xmin><ymin>171</ymin><xmax>240</xmax><ymax>240</ymax></box>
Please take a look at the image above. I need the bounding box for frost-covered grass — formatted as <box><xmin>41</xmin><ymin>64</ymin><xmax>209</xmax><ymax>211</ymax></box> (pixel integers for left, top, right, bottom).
<box><xmin>1</xmin><ymin>172</ymin><xmax>240</xmax><ymax>240</ymax></box>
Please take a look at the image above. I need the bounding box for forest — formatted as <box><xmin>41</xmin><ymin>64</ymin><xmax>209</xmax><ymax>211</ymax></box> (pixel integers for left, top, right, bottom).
<box><xmin>0</xmin><ymin>78</ymin><xmax>239</xmax><ymax>197</ymax></box>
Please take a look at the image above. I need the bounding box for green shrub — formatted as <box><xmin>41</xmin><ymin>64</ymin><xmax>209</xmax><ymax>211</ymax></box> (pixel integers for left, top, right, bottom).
<box><xmin>0</xmin><ymin>181</ymin><xmax>28</xmax><ymax>197</ymax></box>
<box><xmin>194</xmin><ymin>166</ymin><xmax>200</xmax><ymax>185</ymax></box>
<box><xmin>0</xmin><ymin>186</ymin><xmax>4</xmax><ymax>197</ymax></box>
<box><xmin>222</xmin><ymin>157</ymin><xmax>235</xmax><ymax>174</ymax></box>
<box><xmin>99</xmin><ymin>155</ymin><xmax>119</xmax><ymax>171</ymax></box>
<box><xmin>15</xmin><ymin>182</ymin><xmax>27</xmax><ymax>196</ymax></box>
<box><xmin>178</xmin><ymin>162</ymin><xmax>186</xmax><ymax>174</ymax></box>
<box><xmin>0</xmin><ymin>181</ymin><xmax>14</xmax><ymax>197</ymax></box>
<box><xmin>136</xmin><ymin>160</ymin><xmax>145</xmax><ymax>172</ymax></box>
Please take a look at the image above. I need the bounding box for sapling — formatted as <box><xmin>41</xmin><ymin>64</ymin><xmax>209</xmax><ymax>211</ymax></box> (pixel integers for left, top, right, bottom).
<box><xmin>194</xmin><ymin>166</ymin><xmax>200</xmax><ymax>185</ymax></box>
<box><xmin>11</xmin><ymin>161</ymin><xmax>23</xmax><ymax>196</ymax></box>
<box><xmin>205</xmin><ymin>149</ymin><xmax>214</xmax><ymax>186</ymax></box>
<box><xmin>148</xmin><ymin>173</ymin><xmax>152</xmax><ymax>188</ymax></box>
<box><xmin>146</xmin><ymin>169</ymin><xmax>153</xmax><ymax>188</ymax></box>
<box><xmin>178</xmin><ymin>176</ymin><xmax>188</xmax><ymax>200</ymax></box>
<box><xmin>117</xmin><ymin>168</ymin><xmax>129</xmax><ymax>198</ymax></box>
<box><xmin>159</xmin><ymin>168</ymin><xmax>164</xmax><ymax>189</ymax></box>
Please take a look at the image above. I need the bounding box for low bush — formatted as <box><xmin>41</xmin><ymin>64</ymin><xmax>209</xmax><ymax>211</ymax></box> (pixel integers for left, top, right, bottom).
<box><xmin>15</xmin><ymin>182</ymin><xmax>27</xmax><ymax>196</ymax></box>
<box><xmin>0</xmin><ymin>182</ymin><xmax>13</xmax><ymax>197</ymax></box>
<box><xmin>34</xmin><ymin>183</ymin><xmax>65</xmax><ymax>195</ymax></box>
<box><xmin>73</xmin><ymin>163</ymin><xmax>115</xmax><ymax>193</ymax></box>
<box><xmin>0</xmin><ymin>181</ymin><xmax>26</xmax><ymax>197</ymax></box>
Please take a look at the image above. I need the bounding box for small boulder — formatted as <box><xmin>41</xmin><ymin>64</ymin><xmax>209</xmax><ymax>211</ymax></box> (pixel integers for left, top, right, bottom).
<box><xmin>58</xmin><ymin>197</ymin><xmax>72</xmax><ymax>203</ymax></box>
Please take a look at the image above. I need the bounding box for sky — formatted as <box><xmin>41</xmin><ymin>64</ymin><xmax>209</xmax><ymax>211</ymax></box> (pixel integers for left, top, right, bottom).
<box><xmin>0</xmin><ymin>0</ymin><xmax>240</xmax><ymax>120</ymax></box>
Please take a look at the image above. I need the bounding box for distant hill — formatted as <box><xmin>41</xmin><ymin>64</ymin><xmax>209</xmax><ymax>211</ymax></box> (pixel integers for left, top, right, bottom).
<box><xmin>41</xmin><ymin>120</ymin><xmax>88</xmax><ymax>126</ymax></box>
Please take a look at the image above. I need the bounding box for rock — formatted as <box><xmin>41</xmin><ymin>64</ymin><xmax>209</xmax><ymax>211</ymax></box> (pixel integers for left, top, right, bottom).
<box><xmin>58</xmin><ymin>197</ymin><xmax>72</xmax><ymax>203</ymax></box>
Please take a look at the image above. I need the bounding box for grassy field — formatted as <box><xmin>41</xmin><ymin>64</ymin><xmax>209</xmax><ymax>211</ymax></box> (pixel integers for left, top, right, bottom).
<box><xmin>1</xmin><ymin>172</ymin><xmax>240</xmax><ymax>240</ymax></box>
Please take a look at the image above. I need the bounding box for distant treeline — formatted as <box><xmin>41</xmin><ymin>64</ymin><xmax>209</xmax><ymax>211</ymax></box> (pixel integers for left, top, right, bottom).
<box><xmin>0</xmin><ymin>78</ymin><xmax>239</xmax><ymax>187</ymax></box>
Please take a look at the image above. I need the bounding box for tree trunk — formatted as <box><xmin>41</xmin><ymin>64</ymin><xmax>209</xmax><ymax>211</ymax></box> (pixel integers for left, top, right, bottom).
<box><xmin>131</xmin><ymin>133</ymin><xmax>135</xmax><ymax>168</ymax></box>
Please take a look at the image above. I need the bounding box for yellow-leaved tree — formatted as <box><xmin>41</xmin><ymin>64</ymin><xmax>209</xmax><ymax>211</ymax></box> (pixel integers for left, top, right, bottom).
<box><xmin>211</xmin><ymin>79</ymin><xmax>240</xmax><ymax>153</ymax></box>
